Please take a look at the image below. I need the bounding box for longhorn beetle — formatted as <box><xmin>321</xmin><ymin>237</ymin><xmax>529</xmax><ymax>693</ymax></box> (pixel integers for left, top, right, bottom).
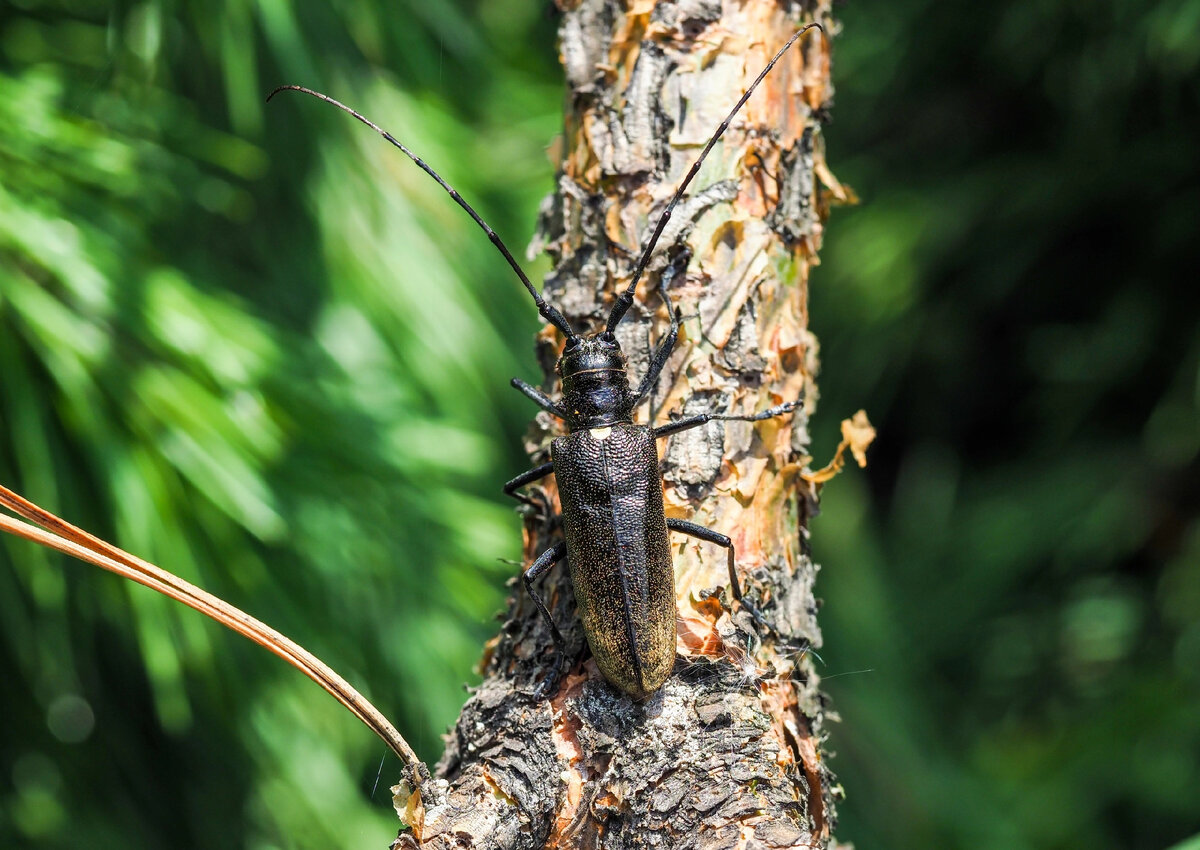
<box><xmin>270</xmin><ymin>22</ymin><xmax>824</xmax><ymax>700</ymax></box>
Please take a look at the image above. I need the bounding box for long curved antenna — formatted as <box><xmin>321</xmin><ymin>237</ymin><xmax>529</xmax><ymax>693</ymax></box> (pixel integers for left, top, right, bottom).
<box><xmin>0</xmin><ymin>483</ymin><xmax>423</xmax><ymax>775</ymax></box>
<box><xmin>606</xmin><ymin>22</ymin><xmax>825</xmax><ymax>332</ymax></box>
<box><xmin>268</xmin><ymin>85</ymin><xmax>576</xmax><ymax>339</ymax></box>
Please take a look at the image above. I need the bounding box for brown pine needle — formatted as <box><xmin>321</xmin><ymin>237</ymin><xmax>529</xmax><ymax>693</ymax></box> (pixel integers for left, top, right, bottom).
<box><xmin>0</xmin><ymin>483</ymin><xmax>422</xmax><ymax>774</ymax></box>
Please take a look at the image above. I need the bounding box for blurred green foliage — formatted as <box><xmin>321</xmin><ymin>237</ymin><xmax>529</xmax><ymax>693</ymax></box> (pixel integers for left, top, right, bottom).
<box><xmin>813</xmin><ymin>2</ymin><xmax>1200</xmax><ymax>849</ymax></box>
<box><xmin>0</xmin><ymin>1</ymin><xmax>1195</xmax><ymax>849</ymax></box>
<box><xmin>0</xmin><ymin>1</ymin><xmax>559</xmax><ymax>847</ymax></box>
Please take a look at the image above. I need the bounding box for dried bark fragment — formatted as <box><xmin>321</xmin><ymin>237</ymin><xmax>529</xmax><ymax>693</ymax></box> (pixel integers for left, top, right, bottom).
<box><xmin>395</xmin><ymin>1</ymin><xmax>843</xmax><ymax>847</ymax></box>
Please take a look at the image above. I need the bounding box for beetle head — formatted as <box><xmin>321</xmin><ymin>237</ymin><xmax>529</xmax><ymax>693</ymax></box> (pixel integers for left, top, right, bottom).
<box><xmin>557</xmin><ymin>332</ymin><xmax>632</xmax><ymax>428</ymax></box>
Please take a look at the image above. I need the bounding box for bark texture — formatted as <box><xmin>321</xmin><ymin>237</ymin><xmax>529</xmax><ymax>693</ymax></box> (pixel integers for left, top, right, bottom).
<box><xmin>395</xmin><ymin>1</ymin><xmax>844</xmax><ymax>846</ymax></box>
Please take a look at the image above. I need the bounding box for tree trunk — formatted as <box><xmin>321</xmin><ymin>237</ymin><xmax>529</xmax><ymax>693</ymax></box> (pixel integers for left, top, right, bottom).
<box><xmin>396</xmin><ymin>1</ymin><xmax>843</xmax><ymax>846</ymax></box>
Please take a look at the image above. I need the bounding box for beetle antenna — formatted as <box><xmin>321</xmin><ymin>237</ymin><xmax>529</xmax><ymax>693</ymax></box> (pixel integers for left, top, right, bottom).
<box><xmin>0</xmin><ymin>482</ymin><xmax>423</xmax><ymax>775</ymax></box>
<box><xmin>606</xmin><ymin>22</ymin><xmax>825</xmax><ymax>332</ymax></box>
<box><xmin>268</xmin><ymin>85</ymin><xmax>576</xmax><ymax>339</ymax></box>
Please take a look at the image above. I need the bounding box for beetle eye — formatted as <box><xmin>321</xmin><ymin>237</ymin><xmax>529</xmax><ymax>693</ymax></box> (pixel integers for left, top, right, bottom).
<box><xmin>598</xmin><ymin>331</ymin><xmax>617</xmax><ymax>345</ymax></box>
<box><xmin>564</xmin><ymin>335</ymin><xmax>582</xmax><ymax>350</ymax></box>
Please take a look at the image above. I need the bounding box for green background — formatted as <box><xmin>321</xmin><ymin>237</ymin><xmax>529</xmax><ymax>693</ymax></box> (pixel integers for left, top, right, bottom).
<box><xmin>0</xmin><ymin>1</ymin><xmax>1196</xmax><ymax>848</ymax></box>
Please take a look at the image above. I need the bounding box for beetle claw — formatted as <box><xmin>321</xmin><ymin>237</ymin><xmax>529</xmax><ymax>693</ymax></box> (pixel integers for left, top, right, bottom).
<box><xmin>532</xmin><ymin>662</ymin><xmax>564</xmax><ymax>701</ymax></box>
<box><xmin>734</xmin><ymin>594</ymin><xmax>803</xmax><ymax>653</ymax></box>
<box><xmin>738</xmin><ymin>596</ymin><xmax>770</xmax><ymax>631</ymax></box>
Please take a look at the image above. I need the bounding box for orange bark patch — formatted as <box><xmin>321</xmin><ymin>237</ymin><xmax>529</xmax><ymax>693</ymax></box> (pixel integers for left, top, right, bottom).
<box><xmin>677</xmin><ymin>593</ymin><xmax>727</xmax><ymax>657</ymax></box>
<box><xmin>803</xmin><ymin>409</ymin><xmax>875</xmax><ymax>485</ymax></box>
<box><xmin>545</xmin><ymin>669</ymin><xmax>590</xmax><ymax>844</ymax></box>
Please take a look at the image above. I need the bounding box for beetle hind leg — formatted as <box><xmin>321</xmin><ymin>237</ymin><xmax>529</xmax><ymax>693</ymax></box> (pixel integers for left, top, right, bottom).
<box><xmin>522</xmin><ymin>541</ymin><xmax>570</xmax><ymax>700</ymax></box>
<box><xmin>666</xmin><ymin>518</ymin><xmax>773</xmax><ymax>633</ymax></box>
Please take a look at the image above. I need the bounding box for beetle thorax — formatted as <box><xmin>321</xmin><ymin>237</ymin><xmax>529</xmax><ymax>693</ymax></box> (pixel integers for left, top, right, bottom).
<box><xmin>557</xmin><ymin>333</ymin><xmax>633</xmax><ymax>429</ymax></box>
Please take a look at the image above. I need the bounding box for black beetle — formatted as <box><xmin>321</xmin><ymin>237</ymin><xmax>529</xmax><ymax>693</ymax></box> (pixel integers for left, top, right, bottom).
<box><xmin>504</xmin><ymin>309</ymin><xmax>803</xmax><ymax>698</ymax></box>
<box><xmin>270</xmin><ymin>22</ymin><xmax>823</xmax><ymax>700</ymax></box>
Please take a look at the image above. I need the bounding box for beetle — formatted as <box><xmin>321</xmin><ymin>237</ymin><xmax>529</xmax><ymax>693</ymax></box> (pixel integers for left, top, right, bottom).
<box><xmin>505</xmin><ymin>326</ymin><xmax>803</xmax><ymax>699</ymax></box>
<box><xmin>270</xmin><ymin>23</ymin><xmax>821</xmax><ymax>700</ymax></box>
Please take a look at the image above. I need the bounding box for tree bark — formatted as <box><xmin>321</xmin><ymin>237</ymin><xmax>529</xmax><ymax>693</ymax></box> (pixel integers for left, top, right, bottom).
<box><xmin>395</xmin><ymin>1</ymin><xmax>843</xmax><ymax>846</ymax></box>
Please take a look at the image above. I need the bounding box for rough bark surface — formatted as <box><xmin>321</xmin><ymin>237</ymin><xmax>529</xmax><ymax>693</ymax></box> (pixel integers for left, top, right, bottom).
<box><xmin>395</xmin><ymin>1</ymin><xmax>843</xmax><ymax>847</ymax></box>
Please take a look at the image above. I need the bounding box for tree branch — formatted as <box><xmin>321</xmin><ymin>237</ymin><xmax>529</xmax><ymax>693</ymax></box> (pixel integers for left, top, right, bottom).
<box><xmin>395</xmin><ymin>1</ymin><xmax>843</xmax><ymax>846</ymax></box>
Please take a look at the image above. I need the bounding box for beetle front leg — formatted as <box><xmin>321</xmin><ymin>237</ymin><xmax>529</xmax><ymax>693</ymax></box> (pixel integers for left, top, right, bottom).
<box><xmin>511</xmin><ymin>377</ymin><xmax>568</xmax><ymax>420</ymax></box>
<box><xmin>522</xmin><ymin>541</ymin><xmax>569</xmax><ymax>700</ymax></box>
<box><xmin>632</xmin><ymin>258</ymin><xmax>685</xmax><ymax>406</ymax></box>
<box><xmin>666</xmin><ymin>518</ymin><xmax>770</xmax><ymax>630</ymax></box>
<box><xmin>632</xmin><ymin>303</ymin><xmax>680</xmax><ymax>406</ymax></box>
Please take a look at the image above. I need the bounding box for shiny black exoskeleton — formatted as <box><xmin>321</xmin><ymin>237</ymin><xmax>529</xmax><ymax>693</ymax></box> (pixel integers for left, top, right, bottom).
<box><xmin>269</xmin><ymin>23</ymin><xmax>823</xmax><ymax>699</ymax></box>
<box><xmin>502</xmin><ymin>261</ymin><xmax>801</xmax><ymax>698</ymax></box>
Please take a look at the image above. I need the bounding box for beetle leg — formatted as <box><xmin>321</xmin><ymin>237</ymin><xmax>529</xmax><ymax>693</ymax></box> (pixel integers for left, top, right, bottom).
<box><xmin>652</xmin><ymin>413</ymin><xmax>712</xmax><ymax>439</ymax></box>
<box><xmin>503</xmin><ymin>461</ymin><xmax>554</xmax><ymax>506</ymax></box>
<box><xmin>510</xmin><ymin>377</ymin><xmax>569</xmax><ymax>419</ymax></box>
<box><xmin>652</xmin><ymin>396</ymin><xmax>804</xmax><ymax>439</ymax></box>
<box><xmin>632</xmin><ymin>262</ymin><xmax>684</xmax><ymax>406</ymax></box>
<box><xmin>503</xmin><ymin>462</ymin><xmax>558</xmax><ymax>529</ymax></box>
<box><xmin>665</xmin><ymin>518</ymin><xmax>770</xmax><ymax>631</ymax></box>
<box><xmin>522</xmin><ymin>541</ymin><xmax>570</xmax><ymax>700</ymax></box>
<box><xmin>633</xmin><ymin>304</ymin><xmax>681</xmax><ymax>407</ymax></box>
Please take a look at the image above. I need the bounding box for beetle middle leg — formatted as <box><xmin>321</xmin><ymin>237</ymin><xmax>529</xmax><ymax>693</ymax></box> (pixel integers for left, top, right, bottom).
<box><xmin>652</xmin><ymin>396</ymin><xmax>803</xmax><ymax>439</ymax></box>
<box><xmin>503</xmin><ymin>461</ymin><xmax>553</xmax><ymax>507</ymax></box>
<box><xmin>665</xmin><ymin>518</ymin><xmax>768</xmax><ymax>626</ymax></box>
<box><xmin>657</xmin><ymin>398</ymin><xmax>803</xmax><ymax>627</ymax></box>
<box><xmin>503</xmin><ymin>461</ymin><xmax>562</xmax><ymax>531</ymax></box>
<box><xmin>523</xmin><ymin>541</ymin><xmax>570</xmax><ymax>699</ymax></box>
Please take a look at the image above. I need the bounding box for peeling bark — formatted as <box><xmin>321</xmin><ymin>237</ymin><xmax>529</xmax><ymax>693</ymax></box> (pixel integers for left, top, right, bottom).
<box><xmin>395</xmin><ymin>1</ymin><xmax>843</xmax><ymax>847</ymax></box>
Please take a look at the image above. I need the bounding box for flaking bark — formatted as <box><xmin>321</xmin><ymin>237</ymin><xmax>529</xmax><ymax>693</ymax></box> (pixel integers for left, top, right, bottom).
<box><xmin>395</xmin><ymin>1</ymin><xmax>845</xmax><ymax>847</ymax></box>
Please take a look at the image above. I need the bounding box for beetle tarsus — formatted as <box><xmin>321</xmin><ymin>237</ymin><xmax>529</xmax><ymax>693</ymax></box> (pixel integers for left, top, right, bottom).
<box><xmin>522</xmin><ymin>541</ymin><xmax>569</xmax><ymax>700</ymax></box>
<box><xmin>666</xmin><ymin>517</ymin><xmax>784</xmax><ymax>643</ymax></box>
<box><xmin>532</xmin><ymin>657</ymin><xmax>567</xmax><ymax>701</ymax></box>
